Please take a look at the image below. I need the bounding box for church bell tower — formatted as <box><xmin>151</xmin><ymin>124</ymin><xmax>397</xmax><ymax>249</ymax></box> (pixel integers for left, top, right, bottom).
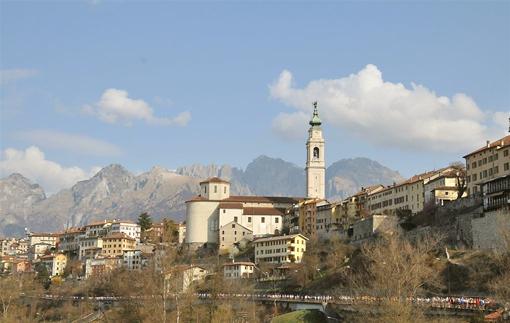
<box><xmin>306</xmin><ymin>102</ymin><xmax>325</xmax><ymax>199</ymax></box>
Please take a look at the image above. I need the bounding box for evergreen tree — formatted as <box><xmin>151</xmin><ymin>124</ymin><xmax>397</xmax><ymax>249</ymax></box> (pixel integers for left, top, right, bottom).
<box><xmin>138</xmin><ymin>212</ymin><xmax>153</xmax><ymax>232</ymax></box>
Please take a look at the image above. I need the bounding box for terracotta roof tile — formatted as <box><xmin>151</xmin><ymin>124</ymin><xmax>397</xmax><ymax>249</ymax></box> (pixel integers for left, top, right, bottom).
<box><xmin>242</xmin><ymin>207</ymin><xmax>286</xmax><ymax>216</ymax></box>
<box><xmin>199</xmin><ymin>177</ymin><xmax>230</xmax><ymax>184</ymax></box>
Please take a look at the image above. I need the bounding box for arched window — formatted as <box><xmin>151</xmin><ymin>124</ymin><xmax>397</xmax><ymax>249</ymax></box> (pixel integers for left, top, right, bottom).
<box><xmin>313</xmin><ymin>147</ymin><xmax>319</xmax><ymax>159</ymax></box>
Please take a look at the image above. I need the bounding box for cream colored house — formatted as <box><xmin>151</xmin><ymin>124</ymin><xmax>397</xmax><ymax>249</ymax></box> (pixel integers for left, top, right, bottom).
<box><xmin>464</xmin><ymin>135</ymin><xmax>510</xmax><ymax>196</ymax></box>
<box><xmin>40</xmin><ymin>253</ymin><xmax>67</xmax><ymax>277</ymax></box>
<box><xmin>79</xmin><ymin>236</ymin><xmax>103</xmax><ymax>260</ymax></box>
<box><xmin>223</xmin><ymin>261</ymin><xmax>255</xmax><ymax>279</ymax></box>
<box><xmin>219</xmin><ymin>221</ymin><xmax>253</xmax><ymax>252</ymax></box>
<box><xmin>254</xmin><ymin>234</ymin><xmax>308</xmax><ymax>264</ymax></box>
<box><xmin>424</xmin><ymin>174</ymin><xmax>467</xmax><ymax>206</ymax></box>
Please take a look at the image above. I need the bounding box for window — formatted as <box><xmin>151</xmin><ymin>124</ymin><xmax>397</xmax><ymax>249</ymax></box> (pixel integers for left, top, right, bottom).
<box><xmin>248</xmin><ymin>217</ymin><xmax>251</xmax><ymax>223</ymax></box>
<box><xmin>275</xmin><ymin>217</ymin><xmax>279</xmax><ymax>223</ymax></box>
<box><xmin>232</xmin><ymin>224</ymin><xmax>235</xmax><ymax>228</ymax></box>
<box><xmin>504</xmin><ymin>150</ymin><xmax>509</xmax><ymax>157</ymax></box>
<box><xmin>313</xmin><ymin>147</ymin><xmax>320</xmax><ymax>159</ymax></box>
<box><xmin>234</xmin><ymin>216</ymin><xmax>238</xmax><ymax>223</ymax></box>
<box><xmin>504</xmin><ymin>163</ymin><xmax>509</xmax><ymax>171</ymax></box>
<box><xmin>214</xmin><ymin>185</ymin><xmax>217</xmax><ymax>193</ymax></box>
<box><xmin>204</xmin><ymin>186</ymin><xmax>207</xmax><ymax>194</ymax></box>
<box><xmin>223</xmin><ymin>209</ymin><xmax>226</xmax><ymax>213</ymax></box>
<box><xmin>261</xmin><ymin>217</ymin><xmax>265</xmax><ymax>223</ymax></box>
<box><xmin>224</xmin><ymin>186</ymin><xmax>227</xmax><ymax>194</ymax></box>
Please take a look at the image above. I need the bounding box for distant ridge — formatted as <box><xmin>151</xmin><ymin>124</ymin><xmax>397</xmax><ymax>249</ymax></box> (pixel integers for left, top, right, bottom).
<box><xmin>0</xmin><ymin>156</ymin><xmax>402</xmax><ymax>237</ymax></box>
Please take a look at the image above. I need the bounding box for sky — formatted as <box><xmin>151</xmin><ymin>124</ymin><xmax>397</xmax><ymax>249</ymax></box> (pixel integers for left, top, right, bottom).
<box><xmin>1</xmin><ymin>1</ymin><xmax>509</xmax><ymax>194</ymax></box>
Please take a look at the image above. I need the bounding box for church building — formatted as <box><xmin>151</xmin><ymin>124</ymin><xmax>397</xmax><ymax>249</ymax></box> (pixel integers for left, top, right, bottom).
<box><xmin>185</xmin><ymin>103</ymin><xmax>326</xmax><ymax>248</ymax></box>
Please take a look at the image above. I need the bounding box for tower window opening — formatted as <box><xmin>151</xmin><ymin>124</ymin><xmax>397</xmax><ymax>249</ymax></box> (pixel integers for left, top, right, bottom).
<box><xmin>313</xmin><ymin>147</ymin><xmax>319</xmax><ymax>159</ymax></box>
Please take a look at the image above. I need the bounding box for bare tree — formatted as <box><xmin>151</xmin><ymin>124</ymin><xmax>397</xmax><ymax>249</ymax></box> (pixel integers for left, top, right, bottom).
<box><xmin>352</xmin><ymin>232</ymin><xmax>443</xmax><ymax>323</ymax></box>
<box><xmin>449</xmin><ymin>162</ymin><xmax>467</xmax><ymax>200</ymax></box>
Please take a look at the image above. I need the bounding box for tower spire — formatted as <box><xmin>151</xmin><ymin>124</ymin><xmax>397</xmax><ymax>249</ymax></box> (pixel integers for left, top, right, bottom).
<box><xmin>309</xmin><ymin>101</ymin><xmax>322</xmax><ymax>126</ymax></box>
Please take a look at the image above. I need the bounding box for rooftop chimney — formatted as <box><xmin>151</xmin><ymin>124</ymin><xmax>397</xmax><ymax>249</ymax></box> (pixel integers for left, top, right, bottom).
<box><xmin>486</xmin><ymin>140</ymin><xmax>490</xmax><ymax>148</ymax></box>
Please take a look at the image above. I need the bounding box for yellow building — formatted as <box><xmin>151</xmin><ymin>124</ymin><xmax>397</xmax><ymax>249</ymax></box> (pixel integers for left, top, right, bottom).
<box><xmin>101</xmin><ymin>233</ymin><xmax>136</xmax><ymax>257</ymax></box>
<box><xmin>40</xmin><ymin>253</ymin><xmax>67</xmax><ymax>277</ymax></box>
<box><xmin>254</xmin><ymin>234</ymin><xmax>308</xmax><ymax>264</ymax></box>
<box><xmin>463</xmin><ymin>135</ymin><xmax>510</xmax><ymax>196</ymax></box>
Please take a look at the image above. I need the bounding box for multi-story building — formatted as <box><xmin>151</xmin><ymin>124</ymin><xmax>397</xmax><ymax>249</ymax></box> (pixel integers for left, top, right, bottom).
<box><xmin>84</xmin><ymin>220</ymin><xmax>141</xmax><ymax>242</ymax></box>
<box><xmin>109</xmin><ymin>221</ymin><xmax>141</xmax><ymax>242</ymax></box>
<box><xmin>254</xmin><ymin>234</ymin><xmax>308</xmax><ymax>264</ymax></box>
<box><xmin>29</xmin><ymin>243</ymin><xmax>54</xmax><ymax>261</ymax></box>
<box><xmin>123</xmin><ymin>249</ymin><xmax>145</xmax><ymax>270</ymax></box>
<box><xmin>366</xmin><ymin>167</ymin><xmax>458</xmax><ymax>215</ymax></box>
<box><xmin>424</xmin><ymin>173</ymin><xmax>467</xmax><ymax>206</ymax></box>
<box><xmin>464</xmin><ymin>135</ymin><xmax>510</xmax><ymax>196</ymax></box>
<box><xmin>59</xmin><ymin>227</ymin><xmax>85</xmax><ymax>254</ymax></box>
<box><xmin>85</xmin><ymin>257</ymin><xmax>122</xmax><ymax>278</ymax></box>
<box><xmin>219</xmin><ymin>221</ymin><xmax>253</xmax><ymax>252</ymax></box>
<box><xmin>28</xmin><ymin>232</ymin><xmax>59</xmax><ymax>256</ymax></box>
<box><xmin>101</xmin><ymin>233</ymin><xmax>136</xmax><ymax>257</ymax></box>
<box><xmin>40</xmin><ymin>253</ymin><xmax>67</xmax><ymax>277</ymax></box>
<box><xmin>79</xmin><ymin>236</ymin><xmax>103</xmax><ymax>260</ymax></box>
<box><xmin>223</xmin><ymin>261</ymin><xmax>255</xmax><ymax>279</ymax></box>
<box><xmin>297</xmin><ymin>199</ymin><xmax>329</xmax><ymax>240</ymax></box>
<box><xmin>481</xmin><ymin>174</ymin><xmax>510</xmax><ymax>212</ymax></box>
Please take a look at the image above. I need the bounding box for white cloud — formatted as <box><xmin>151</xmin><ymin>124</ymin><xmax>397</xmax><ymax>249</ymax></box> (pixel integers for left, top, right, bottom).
<box><xmin>0</xmin><ymin>146</ymin><xmax>100</xmax><ymax>194</ymax></box>
<box><xmin>0</xmin><ymin>69</ymin><xmax>38</xmax><ymax>86</ymax></box>
<box><xmin>14</xmin><ymin>130</ymin><xmax>123</xmax><ymax>157</ymax></box>
<box><xmin>269</xmin><ymin>64</ymin><xmax>507</xmax><ymax>152</ymax></box>
<box><xmin>82</xmin><ymin>88</ymin><xmax>191</xmax><ymax>126</ymax></box>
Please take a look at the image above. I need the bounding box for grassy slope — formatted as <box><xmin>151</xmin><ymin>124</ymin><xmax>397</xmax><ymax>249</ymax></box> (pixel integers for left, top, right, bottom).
<box><xmin>271</xmin><ymin>310</ymin><xmax>327</xmax><ymax>323</ymax></box>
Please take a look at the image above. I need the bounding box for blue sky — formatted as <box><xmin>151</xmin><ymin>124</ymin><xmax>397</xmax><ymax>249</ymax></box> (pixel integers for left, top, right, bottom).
<box><xmin>1</xmin><ymin>1</ymin><xmax>509</xmax><ymax>193</ymax></box>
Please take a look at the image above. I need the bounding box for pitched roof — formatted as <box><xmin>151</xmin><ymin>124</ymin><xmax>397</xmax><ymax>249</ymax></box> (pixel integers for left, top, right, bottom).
<box><xmin>220</xmin><ymin>221</ymin><xmax>253</xmax><ymax>232</ymax></box>
<box><xmin>243</xmin><ymin>207</ymin><xmax>286</xmax><ymax>216</ymax></box>
<box><xmin>103</xmin><ymin>232</ymin><xmax>135</xmax><ymax>241</ymax></box>
<box><xmin>254</xmin><ymin>233</ymin><xmax>309</xmax><ymax>243</ymax></box>
<box><xmin>463</xmin><ymin>135</ymin><xmax>510</xmax><ymax>158</ymax></box>
<box><xmin>223</xmin><ymin>261</ymin><xmax>255</xmax><ymax>267</ymax></box>
<box><xmin>186</xmin><ymin>195</ymin><xmax>302</xmax><ymax>204</ymax></box>
<box><xmin>199</xmin><ymin>177</ymin><xmax>230</xmax><ymax>184</ymax></box>
<box><xmin>218</xmin><ymin>202</ymin><xmax>244</xmax><ymax>209</ymax></box>
<box><xmin>226</xmin><ymin>196</ymin><xmax>301</xmax><ymax>204</ymax></box>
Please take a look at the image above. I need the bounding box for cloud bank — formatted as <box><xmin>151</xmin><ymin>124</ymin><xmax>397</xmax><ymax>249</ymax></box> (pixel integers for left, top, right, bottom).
<box><xmin>0</xmin><ymin>146</ymin><xmax>100</xmax><ymax>194</ymax></box>
<box><xmin>83</xmin><ymin>88</ymin><xmax>191</xmax><ymax>126</ymax></box>
<box><xmin>270</xmin><ymin>64</ymin><xmax>507</xmax><ymax>152</ymax></box>
<box><xmin>14</xmin><ymin>130</ymin><xmax>122</xmax><ymax>157</ymax></box>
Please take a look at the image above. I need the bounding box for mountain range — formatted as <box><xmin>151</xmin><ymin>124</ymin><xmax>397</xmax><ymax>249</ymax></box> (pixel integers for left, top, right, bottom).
<box><xmin>0</xmin><ymin>155</ymin><xmax>403</xmax><ymax>237</ymax></box>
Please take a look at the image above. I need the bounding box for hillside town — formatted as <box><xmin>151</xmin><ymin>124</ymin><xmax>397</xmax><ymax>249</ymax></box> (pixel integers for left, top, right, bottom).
<box><xmin>1</xmin><ymin>107</ymin><xmax>509</xmax><ymax>293</ymax></box>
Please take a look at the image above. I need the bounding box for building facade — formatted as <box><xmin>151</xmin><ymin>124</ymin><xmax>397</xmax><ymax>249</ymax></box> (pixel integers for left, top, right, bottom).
<box><xmin>464</xmin><ymin>135</ymin><xmax>510</xmax><ymax>196</ymax></box>
<box><xmin>223</xmin><ymin>261</ymin><xmax>255</xmax><ymax>279</ymax></box>
<box><xmin>219</xmin><ymin>221</ymin><xmax>253</xmax><ymax>252</ymax></box>
<box><xmin>254</xmin><ymin>234</ymin><xmax>308</xmax><ymax>264</ymax></box>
